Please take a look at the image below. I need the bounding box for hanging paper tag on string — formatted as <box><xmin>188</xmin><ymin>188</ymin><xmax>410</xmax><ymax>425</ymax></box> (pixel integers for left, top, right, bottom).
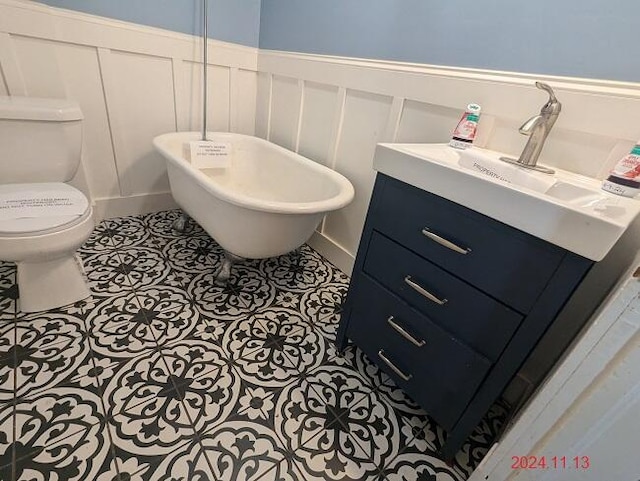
<box><xmin>190</xmin><ymin>141</ymin><xmax>231</xmax><ymax>169</ymax></box>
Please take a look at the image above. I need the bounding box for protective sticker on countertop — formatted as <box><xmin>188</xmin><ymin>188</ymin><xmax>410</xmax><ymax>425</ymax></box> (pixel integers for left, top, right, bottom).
<box><xmin>190</xmin><ymin>141</ymin><xmax>231</xmax><ymax>169</ymax></box>
<box><xmin>0</xmin><ymin>190</ymin><xmax>87</xmax><ymax>220</ymax></box>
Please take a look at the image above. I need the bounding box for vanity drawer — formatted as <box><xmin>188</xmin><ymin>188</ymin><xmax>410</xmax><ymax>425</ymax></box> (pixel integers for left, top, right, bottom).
<box><xmin>346</xmin><ymin>275</ymin><xmax>491</xmax><ymax>430</ymax></box>
<box><xmin>373</xmin><ymin>175</ymin><xmax>565</xmax><ymax>313</ymax></box>
<box><xmin>363</xmin><ymin>231</ymin><xmax>522</xmax><ymax>361</ymax></box>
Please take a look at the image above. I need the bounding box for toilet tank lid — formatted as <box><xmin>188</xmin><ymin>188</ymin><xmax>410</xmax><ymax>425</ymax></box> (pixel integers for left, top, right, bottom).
<box><xmin>0</xmin><ymin>96</ymin><xmax>83</xmax><ymax>121</ymax></box>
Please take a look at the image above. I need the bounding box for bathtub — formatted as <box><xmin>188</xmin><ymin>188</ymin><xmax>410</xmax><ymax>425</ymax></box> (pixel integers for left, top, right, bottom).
<box><xmin>153</xmin><ymin>131</ymin><xmax>354</xmax><ymax>262</ymax></box>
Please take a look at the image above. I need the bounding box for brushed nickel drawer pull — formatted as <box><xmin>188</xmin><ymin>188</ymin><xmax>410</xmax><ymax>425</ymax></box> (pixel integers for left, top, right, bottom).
<box><xmin>422</xmin><ymin>228</ymin><xmax>471</xmax><ymax>255</ymax></box>
<box><xmin>404</xmin><ymin>276</ymin><xmax>448</xmax><ymax>305</ymax></box>
<box><xmin>378</xmin><ymin>349</ymin><xmax>413</xmax><ymax>381</ymax></box>
<box><xmin>387</xmin><ymin>316</ymin><xmax>426</xmax><ymax>347</ymax></box>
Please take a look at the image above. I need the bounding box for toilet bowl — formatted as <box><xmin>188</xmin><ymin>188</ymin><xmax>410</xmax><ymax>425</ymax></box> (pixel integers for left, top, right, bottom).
<box><xmin>0</xmin><ymin>182</ymin><xmax>94</xmax><ymax>312</ymax></box>
<box><xmin>1</xmin><ymin>96</ymin><xmax>94</xmax><ymax>313</ymax></box>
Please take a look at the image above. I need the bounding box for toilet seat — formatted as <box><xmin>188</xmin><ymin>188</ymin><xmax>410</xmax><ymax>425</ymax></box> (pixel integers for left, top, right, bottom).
<box><xmin>0</xmin><ymin>182</ymin><xmax>90</xmax><ymax>236</ymax></box>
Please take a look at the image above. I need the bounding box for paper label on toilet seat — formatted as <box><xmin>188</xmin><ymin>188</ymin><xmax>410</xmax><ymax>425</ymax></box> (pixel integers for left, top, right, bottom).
<box><xmin>190</xmin><ymin>141</ymin><xmax>231</xmax><ymax>169</ymax></box>
<box><xmin>0</xmin><ymin>190</ymin><xmax>86</xmax><ymax>220</ymax></box>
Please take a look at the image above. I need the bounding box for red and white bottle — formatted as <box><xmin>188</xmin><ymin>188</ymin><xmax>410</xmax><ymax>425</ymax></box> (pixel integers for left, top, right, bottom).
<box><xmin>602</xmin><ymin>142</ymin><xmax>640</xmax><ymax>197</ymax></box>
<box><xmin>449</xmin><ymin>103</ymin><xmax>481</xmax><ymax>149</ymax></box>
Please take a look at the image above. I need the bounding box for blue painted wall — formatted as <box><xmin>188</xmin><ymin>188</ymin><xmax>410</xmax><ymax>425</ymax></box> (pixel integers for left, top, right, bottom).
<box><xmin>37</xmin><ymin>0</ymin><xmax>261</xmax><ymax>47</ymax></box>
<box><xmin>259</xmin><ymin>0</ymin><xmax>639</xmax><ymax>82</ymax></box>
<box><xmin>37</xmin><ymin>0</ymin><xmax>639</xmax><ymax>81</ymax></box>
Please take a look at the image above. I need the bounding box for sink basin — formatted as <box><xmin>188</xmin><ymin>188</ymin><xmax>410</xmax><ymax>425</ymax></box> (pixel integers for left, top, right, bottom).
<box><xmin>454</xmin><ymin>147</ymin><xmax>609</xmax><ymax>206</ymax></box>
<box><xmin>457</xmin><ymin>148</ymin><xmax>557</xmax><ymax>194</ymax></box>
<box><xmin>373</xmin><ymin>143</ymin><xmax>640</xmax><ymax>261</ymax></box>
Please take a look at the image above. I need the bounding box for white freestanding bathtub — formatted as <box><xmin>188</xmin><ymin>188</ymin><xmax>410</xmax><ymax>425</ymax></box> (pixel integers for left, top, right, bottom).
<box><xmin>153</xmin><ymin>132</ymin><xmax>354</xmax><ymax>278</ymax></box>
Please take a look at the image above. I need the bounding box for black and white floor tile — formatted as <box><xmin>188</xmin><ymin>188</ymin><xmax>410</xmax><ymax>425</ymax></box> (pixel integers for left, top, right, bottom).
<box><xmin>0</xmin><ymin>210</ymin><xmax>509</xmax><ymax>480</ymax></box>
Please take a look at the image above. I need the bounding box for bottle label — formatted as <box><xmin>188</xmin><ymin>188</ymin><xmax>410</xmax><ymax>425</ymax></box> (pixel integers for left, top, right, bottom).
<box><xmin>452</xmin><ymin>114</ymin><xmax>478</xmax><ymax>141</ymax></box>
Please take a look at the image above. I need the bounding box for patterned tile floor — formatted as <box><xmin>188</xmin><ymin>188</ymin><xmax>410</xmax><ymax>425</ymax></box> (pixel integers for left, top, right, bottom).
<box><xmin>0</xmin><ymin>210</ymin><xmax>507</xmax><ymax>481</ymax></box>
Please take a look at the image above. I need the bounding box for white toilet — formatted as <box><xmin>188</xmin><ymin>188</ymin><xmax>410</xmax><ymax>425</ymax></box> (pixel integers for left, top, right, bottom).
<box><xmin>0</xmin><ymin>96</ymin><xmax>94</xmax><ymax>313</ymax></box>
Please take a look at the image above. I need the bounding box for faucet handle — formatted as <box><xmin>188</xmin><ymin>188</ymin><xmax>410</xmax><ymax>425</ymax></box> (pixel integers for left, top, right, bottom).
<box><xmin>535</xmin><ymin>82</ymin><xmax>561</xmax><ymax>114</ymax></box>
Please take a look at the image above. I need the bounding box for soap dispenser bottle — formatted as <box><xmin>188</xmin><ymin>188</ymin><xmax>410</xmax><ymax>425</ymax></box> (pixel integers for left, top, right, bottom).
<box><xmin>449</xmin><ymin>103</ymin><xmax>481</xmax><ymax>149</ymax></box>
<box><xmin>602</xmin><ymin>141</ymin><xmax>640</xmax><ymax>197</ymax></box>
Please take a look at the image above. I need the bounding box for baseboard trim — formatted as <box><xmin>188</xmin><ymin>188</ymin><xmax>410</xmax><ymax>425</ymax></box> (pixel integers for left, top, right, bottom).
<box><xmin>308</xmin><ymin>231</ymin><xmax>355</xmax><ymax>276</ymax></box>
<box><xmin>93</xmin><ymin>192</ymin><xmax>178</xmax><ymax>221</ymax></box>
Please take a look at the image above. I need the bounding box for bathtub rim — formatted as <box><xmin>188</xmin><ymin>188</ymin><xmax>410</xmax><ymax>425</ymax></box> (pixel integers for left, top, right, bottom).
<box><xmin>153</xmin><ymin>131</ymin><xmax>354</xmax><ymax>215</ymax></box>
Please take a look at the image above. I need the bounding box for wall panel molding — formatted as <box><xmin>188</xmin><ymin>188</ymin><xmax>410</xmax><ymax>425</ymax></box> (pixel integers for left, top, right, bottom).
<box><xmin>95</xmin><ymin>47</ymin><xmax>125</xmax><ymax>196</ymax></box>
<box><xmin>0</xmin><ymin>32</ymin><xmax>26</xmax><ymax>95</ymax></box>
<box><xmin>0</xmin><ymin>1</ymin><xmax>258</xmax><ymax>69</ymax></box>
<box><xmin>0</xmin><ymin>0</ymin><xmax>258</xmax><ymax>220</ymax></box>
<box><xmin>258</xmin><ymin>50</ymin><xmax>640</xmax><ymax>141</ymax></box>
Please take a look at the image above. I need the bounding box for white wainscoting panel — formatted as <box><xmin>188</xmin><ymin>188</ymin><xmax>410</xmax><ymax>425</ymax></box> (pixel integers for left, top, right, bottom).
<box><xmin>181</xmin><ymin>60</ymin><xmax>206</xmax><ymax>133</ymax></box>
<box><xmin>11</xmin><ymin>34</ymin><xmax>66</xmax><ymax>98</ymax></box>
<box><xmin>0</xmin><ymin>33</ymin><xmax>23</xmax><ymax>95</ymax></box>
<box><xmin>207</xmin><ymin>64</ymin><xmax>231</xmax><ymax>132</ymax></box>
<box><xmin>529</xmin><ymin>130</ymin><xmax>617</xmax><ymax>179</ymax></box>
<box><xmin>298</xmin><ymin>81</ymin><xmax>340</xmax><ymax>166</ymax></box>
<box><xmin>104</xmin><ymin>50</ymin><xmax>175</xmax><ymax>196</ymax></box>
<box><xmin>325</xmin><ymin>89</ymin><xmax>393</xmax><ymax>255</ymax></box>
<box><xmin>180</xmin><ymin>61</ymin><xmax>231</xmax><ymax>133</ymax></box>
<box><xmin>396</xmin><ymin>99</ymin><xmax>460</xmax><ymax>144</ymax></box>
<box><xmin>55</xmin><ymin>42</ymin><xmax>120</xmax><ymax>200</ymax></box>
<box><xmin>233</xmin><ymin>69</ymin><xmax>258</xmax><ymax>135</ymax></box>
<box><xmin>0</xmin><ymin>0</ymin><xmax>258</xmax><ymax>220</ymax></box>
<box><xmin>255</xmin><ymin>72</ymin><xmax>271</xmax><ymax>140</ymax></box>
<box><xmin>269</xmin><ymin>74</ymin><xmax>301</xmax><ymax>151</ymax></box>
<box><xmin>486</xmin><ymin>118</ymin><xmax>619</xmax><ymax>178</ymax></box>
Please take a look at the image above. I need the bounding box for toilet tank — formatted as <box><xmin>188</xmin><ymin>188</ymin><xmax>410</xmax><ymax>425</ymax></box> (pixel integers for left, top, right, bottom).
<box><xmin>0</xmin><ymin>96</ymin><xmax>83</xmax><ymax>183</ymax></box>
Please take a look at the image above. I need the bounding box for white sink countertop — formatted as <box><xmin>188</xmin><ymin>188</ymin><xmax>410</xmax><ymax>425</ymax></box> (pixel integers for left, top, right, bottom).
<box><xmin>373</xmin><ymin>143</ymin><xmax>640</xmax><ymax>261</ymax></box>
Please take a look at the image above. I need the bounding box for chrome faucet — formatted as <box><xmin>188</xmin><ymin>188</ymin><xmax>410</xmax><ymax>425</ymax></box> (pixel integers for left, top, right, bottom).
<box><xmin>501</xmin><ymin>82</ymin><xmax>561</xmax><ymax>174</ymax></box>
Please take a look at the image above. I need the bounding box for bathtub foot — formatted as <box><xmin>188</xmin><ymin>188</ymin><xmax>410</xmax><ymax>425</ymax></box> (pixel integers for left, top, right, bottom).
<box><xmin>172</xmin><ymin>213</ymin><xmax>191</xmax><ymax>233</ymax></box>
<box><xmin>289</xmin><ymin>246</ymin><xmax>303</xmax><ymax>264</ymax></box>
<box><xmin>214</xmin><ymin>251</ymin><xmax>244</xmax><ymax>286</ymax></box>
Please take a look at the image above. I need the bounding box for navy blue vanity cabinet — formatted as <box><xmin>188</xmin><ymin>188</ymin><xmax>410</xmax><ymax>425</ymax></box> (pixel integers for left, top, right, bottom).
<box><xmin>336</xmin><ymin>173</ymin><xmax>593</xmax><ymax>460</ymax></box>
